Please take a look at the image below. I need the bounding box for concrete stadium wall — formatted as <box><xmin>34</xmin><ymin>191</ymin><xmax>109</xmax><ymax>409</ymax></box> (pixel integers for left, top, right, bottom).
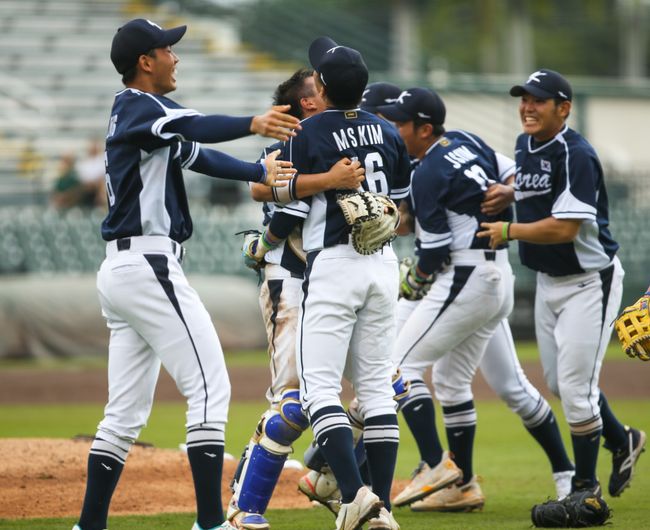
<box><xmin>0</xmin><ymin>274</ymin><xmax>266</xmax><ymax>359</ymax></box>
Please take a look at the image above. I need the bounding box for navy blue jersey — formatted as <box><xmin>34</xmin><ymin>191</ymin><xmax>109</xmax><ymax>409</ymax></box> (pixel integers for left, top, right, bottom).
<box><xmin>102</xmin><ymin>88</ymin><xmax>264</xmax><ymax>242</ymax></box>
<box><xmin>276</xmin><ymin>108</ymin><xmax>410</xmax><ymax>251</ymax></box>
<box><xmin>514</xmin><ymin>124</ymin><xmax>618</xmax><ymax>275</ymax></box>
<box><xmin>412</xmin><ymin>130</ymin><xmax>511</xmax><ymax>256</ymax></box>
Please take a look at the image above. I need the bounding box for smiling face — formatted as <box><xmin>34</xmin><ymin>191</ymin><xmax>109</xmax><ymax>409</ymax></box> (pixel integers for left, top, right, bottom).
<box><xmin>395</xmin><ymin>120</ymin><xmax>435</xmax><ymax>160</ymax></box>
<box><xmin>147</xmin><ymin>46</ymin><xmax>179</xmax><ymax>95</ymax></box>
<box><xmin>518</xmin><ymin>93</ymin><xmax>571</xmax><ymax>142</ymax></box>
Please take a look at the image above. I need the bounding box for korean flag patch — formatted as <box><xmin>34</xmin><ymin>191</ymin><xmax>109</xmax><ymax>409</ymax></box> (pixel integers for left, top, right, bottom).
<box><xmin>541</xmin><ymin>159</ymin><xmax>551</xmax><ymax>172</ymax></box>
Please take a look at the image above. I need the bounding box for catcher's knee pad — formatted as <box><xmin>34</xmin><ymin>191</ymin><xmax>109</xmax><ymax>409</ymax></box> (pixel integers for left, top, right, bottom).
<box><xmin>392</xmin><ymin>368</ymin><xmax>411</xmax><ymax>410</ymax></box>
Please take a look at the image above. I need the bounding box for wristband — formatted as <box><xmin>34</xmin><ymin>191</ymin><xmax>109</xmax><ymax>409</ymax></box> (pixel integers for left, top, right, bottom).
<box><xmin>272</xmin><ymin>184</ymin><xmax>292</xmax><ymax>204</ymax></box>
<box><xmin>501</xmin><ymin>222</ymin><xmax>510</xmax><ymax>241</ymax></box>
<box><xmin>260</xmin><ymin>162</ymin><xmax>268</xmax><ymax>184</ymax></box>
<box><xmin>412</xmin><ymin>266</ymin><xmax>429</xmax><ymax>284</ymax></box>
<box><xmin>289</xmin><ymin>173</ymin><xmax>299</xmax><ymax>201</ymax></box>
<box><xmin>261</xmin><ymin>231</ymin><xmax>278</xmax><ymax>250</ymax></box>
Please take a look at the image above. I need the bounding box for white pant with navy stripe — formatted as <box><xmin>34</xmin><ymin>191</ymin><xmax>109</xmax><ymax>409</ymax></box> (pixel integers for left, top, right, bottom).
<box><xmin>535</xmin><ymin>256</ymin><xmax>624</xmax><ymax>426</ymax></box>
<box><xmin>397</xmin><ymin>299</ymin><xmax>548</xmax><ymax>426</ymax></box>
<box><xmin>297</xmin><ymin>243</ymin><xmax>399</xmax><ymax>421</ymax></box>
<box><xmin>96</xmin><ymin>236</ymin><xmax>230</xmax><ymax>449</ymax></box>
<box><xmin>393</xmin><ymin>249</ymin><xmax>514</xmax><ymax>406</ymax></box>
<box><xmin>259</xmin><ymin>264</ymin><xmax>303</xmax><ymax>403</ymax></box>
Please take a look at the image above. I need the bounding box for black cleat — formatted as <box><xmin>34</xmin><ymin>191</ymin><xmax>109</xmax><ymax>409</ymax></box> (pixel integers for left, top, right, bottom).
<box><xmin>570</xmin><ymin>477</ymin><xmax>602</xmax><ymax>497</ymax></box>
<box><xmin>608</xmin><ymin>426</ymin><xmax>646</xmax><ymax>497</ymax></box>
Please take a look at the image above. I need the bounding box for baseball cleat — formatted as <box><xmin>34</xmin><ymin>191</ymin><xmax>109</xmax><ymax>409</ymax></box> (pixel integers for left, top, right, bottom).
<box><xmin>607</xmin><ymin>426</ymin><xmax>646</xmax><ymax>497</ymax></box>
<box><xmin>367</xmin><ymin>507</ymin><xmax>400</xmax><ymax>530</ymax></box>
<box><xmin>570</xmin><ymin>477</ymin><xmax>602</xmax><ymax>497</ymax></box>
<box><xmin>335</xmin><ymin>485</ymin><xmax>383</xmax><ymax>530</ymax></box>
<box><xmin>391</xmin><ymin>451</ymin><xmax>462</xmax><ymax>507</ymax></box>
<box><xmin>192</xmin><ymin>522</ymin><xmax>237</xmax><ymax>530</ymax></box>
<box><xmin>227</xmin><ymin>512</ymin><xmax>269</xmax><ymax>530</ymax></box>
<box><xmin>552</xmin><ymin>469</ymin><xmax>575</xmax><ymax>500</ymax></box>
<box><xmin>297</xmin><ymin>468</ymin><xmax>342</xmax><ymax>514</ymax></box>
<box><xmin>409</xmin><ymin>475</ymin><xmax>484</xmax><ymax>512</ymax></box>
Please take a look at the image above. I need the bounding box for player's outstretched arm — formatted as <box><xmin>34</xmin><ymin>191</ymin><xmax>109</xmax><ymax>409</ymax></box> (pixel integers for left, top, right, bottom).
<box><xmin>251</xmin><ymin>105</ymin><xmax>302</xmax><ymax>142</ymax></box>
<box><xmin>250</xmin><ymin>157</ymin><xmax>364</xmax><ymax>203</ymax></box>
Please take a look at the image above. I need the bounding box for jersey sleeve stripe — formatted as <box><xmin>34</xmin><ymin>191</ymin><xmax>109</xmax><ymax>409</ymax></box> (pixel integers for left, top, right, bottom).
<box><xmin>181</xmin><ymin>142</ymin><xmax>200</xmax><ymax>169</ymax></box>
<box><xmin>275</xmin><ymin>200</ymin><xmax>310</xmax><ymax>219</ymax></box>
<box><xmin>389</xmin><ymin>185</ymin><xmax>410</xmax><ymax>199</ymax></box>
<box><xmin>150</xmin><ymin>102</ymin><xmax>204</xmax><ymax>140</ymax></box>
<box><xmin>419</xmin><ymin>230</ymin><xmax>453</xmax><ymax>249</ymax></box>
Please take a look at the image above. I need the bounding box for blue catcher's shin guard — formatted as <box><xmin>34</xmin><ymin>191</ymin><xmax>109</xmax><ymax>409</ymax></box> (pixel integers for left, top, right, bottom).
<box><xmin>392</xmin><ymin>368</ymin><xmax>411</xmax><ymax>411</ymax></box>
<box><xmin>234</xmin><ymin>389</ymin><xmax>308</xmax><ymax>515</ymax></box>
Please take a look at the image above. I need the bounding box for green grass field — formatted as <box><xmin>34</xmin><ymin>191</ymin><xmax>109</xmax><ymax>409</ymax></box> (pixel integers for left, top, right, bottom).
<box><xmin>1</xmin><ymin>397</ymin><xmax>649</xmax><ymax>529</ymax></box>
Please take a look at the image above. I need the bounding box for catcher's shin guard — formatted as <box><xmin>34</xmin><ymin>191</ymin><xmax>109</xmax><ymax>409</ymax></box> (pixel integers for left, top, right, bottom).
<box><xmin>392</xmin><ymin>368</ymin><xmax>411</xmax><ymax>410</ymax></box>
<box><xmin>231</xmin><ymin>389</ymin><xmax>308</xmax><ymax>515</ymax></box>
<box><xmin>304</xmin><ymin>439</ymin><xmax>328</xmax><ymax>471</ymax></box>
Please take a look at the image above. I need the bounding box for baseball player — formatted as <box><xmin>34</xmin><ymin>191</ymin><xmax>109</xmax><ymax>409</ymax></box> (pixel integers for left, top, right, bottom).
<box><xmin>226</xmin><ymin>68</ymin><xmax>365</xmax><ymax>530</ymax></box>
<box><xmin>72</xmin><ymin>18</ymin><xmax>300</xmax><ymax>530</ymax></box>
<box><xmin>374</xmin><ymin>88</ymin><xmax>514</xmax><ymax>509</ymax></box>
<box><xmin>251</xmin><ymin>37</ymin><xmax>411</xmax><ymax>530</ymax></box>
<box><xmin>478</xmin><ymin>69</ymin><xmax>645</xmax><ymax>499</ymax></box>
<box><xmin>294</xmin><ymin>80</ymin><xmax>409</xmax><ymax>512</ymax></box>
<box><xmin>391</xmin><ymin>157</ymin><xmax>575</xmax><ymax>510</ymax></box>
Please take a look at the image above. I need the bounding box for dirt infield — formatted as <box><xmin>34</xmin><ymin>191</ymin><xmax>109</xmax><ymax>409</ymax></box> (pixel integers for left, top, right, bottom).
<box><xmin>0</xmin><ymin>359</ymin><xmax>645</xmax><ymax>520</ymax></box>
<box><xmin>0</xmin><ymin>438</ymin><xmax>409</xmax><ymax>519</ymax></box>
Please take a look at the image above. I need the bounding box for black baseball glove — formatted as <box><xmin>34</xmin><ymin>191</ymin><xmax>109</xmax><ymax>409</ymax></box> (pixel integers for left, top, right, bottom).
<box><xmin>531</xmin><ymin>490</ymin><xmax>611</xmax><ymax>528</ymax></box>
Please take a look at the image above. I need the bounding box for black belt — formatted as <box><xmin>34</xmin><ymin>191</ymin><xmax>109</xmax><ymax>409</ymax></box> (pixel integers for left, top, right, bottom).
<box><xmin>116</xmin><ymin>238</ymin><xmax>131</xmax><ymax>251</ymax></box>
<box><xmin>484</xmin><ymin>250</ymin><xmax>496</xmax><ymax>261</ymax></box>
<box><xmin>115</xmin><ymin>237</ymin><xmax>185</xmax><ymax>263</ymax></box>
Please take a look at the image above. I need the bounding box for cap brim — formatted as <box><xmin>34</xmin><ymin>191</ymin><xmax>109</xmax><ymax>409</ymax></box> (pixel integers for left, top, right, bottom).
<box><xmin>375</xmin><ymin>104</ymin><xmax>413</xmax><ymax>123</ymax></box>
<box><xmin>158</xmin><ymin>25</ymin><xmax>187</xmax><ymax>48</ymax></box>
<box><xmin>308</xmin><ymin>36</ymin><xmax>338</xmax><ymax>70</ymax></box>
<box><xmin>360</xmin><ymin>104</ymin><xmax>379</xmax><ymax>114</ymax></box>
<box><xmin>509</xmin><ymin>84</ymin><xmax>554</xmax><ymax>99</ymax></box>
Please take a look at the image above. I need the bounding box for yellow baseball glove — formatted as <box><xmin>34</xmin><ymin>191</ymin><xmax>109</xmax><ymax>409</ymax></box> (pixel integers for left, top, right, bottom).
<box><xmin>614</xmin><ymin>292</ymin><xmax>650</xmax><ymax>361</ymax></box>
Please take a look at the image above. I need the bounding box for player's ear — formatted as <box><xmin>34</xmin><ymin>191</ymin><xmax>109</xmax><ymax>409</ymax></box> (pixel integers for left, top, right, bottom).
<box><xmin>418</xmin><ymin>122</ymin><xmax>434</xmax><ymax>139</ymax></box>
<box><xmin>301</xmin><ymin>96</ymin><xmax>316</xmax><ymax>112</ymax></box>
<box><xmin>138</xmin><ymin>51</ymin><xmax>156</xmax><ymax>73</ymax></box>
<box><xmin>558</xmin><ymin>100</ymin><xmax>571</xmax><ymax>120</ymax></box>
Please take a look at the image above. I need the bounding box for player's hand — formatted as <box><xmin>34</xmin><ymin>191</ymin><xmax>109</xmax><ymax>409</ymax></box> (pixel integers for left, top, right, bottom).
<box><xmin>326</xmin><ymin>158</ymin><xmax>365</xmax><ymax>190</ymax></box>
<box><xmin>481</xmin><ymin>183</ymin><xmax>515</xmax><ymax>216</ymax></box>
<box><xmin>251</xmin><ymin>105</ymin><xmax>302</xmax><ymax>142</ymax></box>
<box><xmin>477</xmin><ymin>221</ymin><xmax>508</xmax><ymax>249</ymax></box>
<box><xmin>263</xmin><ymin>149</ymin><xmax>296</xmax><ymax>188</ymax></box>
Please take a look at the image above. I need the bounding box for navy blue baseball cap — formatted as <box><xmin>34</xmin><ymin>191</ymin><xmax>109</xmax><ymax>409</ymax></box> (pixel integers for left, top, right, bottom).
<box><xmin>361</xmin><ymin>82</ymin><xmax>402</xmax><ymax>114</ymax></box>
<box><xmin>111</xmin><ymin>18</ymin><xmax>187</xmax><ymax>74</ymax></box>
<box><xmin>510</xmin><ymin>69</ymin><xmax>572</xmax><ymax>101</ymax></box>
<box><xmin>308</xmin><ymin>36</ymin><xmax>369</xmax><ymax>104</ymax></box>
<box><xmin>377</xmin><ymin>87</ymin><xmax>446</xmax><ymax>125</ymax></box>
